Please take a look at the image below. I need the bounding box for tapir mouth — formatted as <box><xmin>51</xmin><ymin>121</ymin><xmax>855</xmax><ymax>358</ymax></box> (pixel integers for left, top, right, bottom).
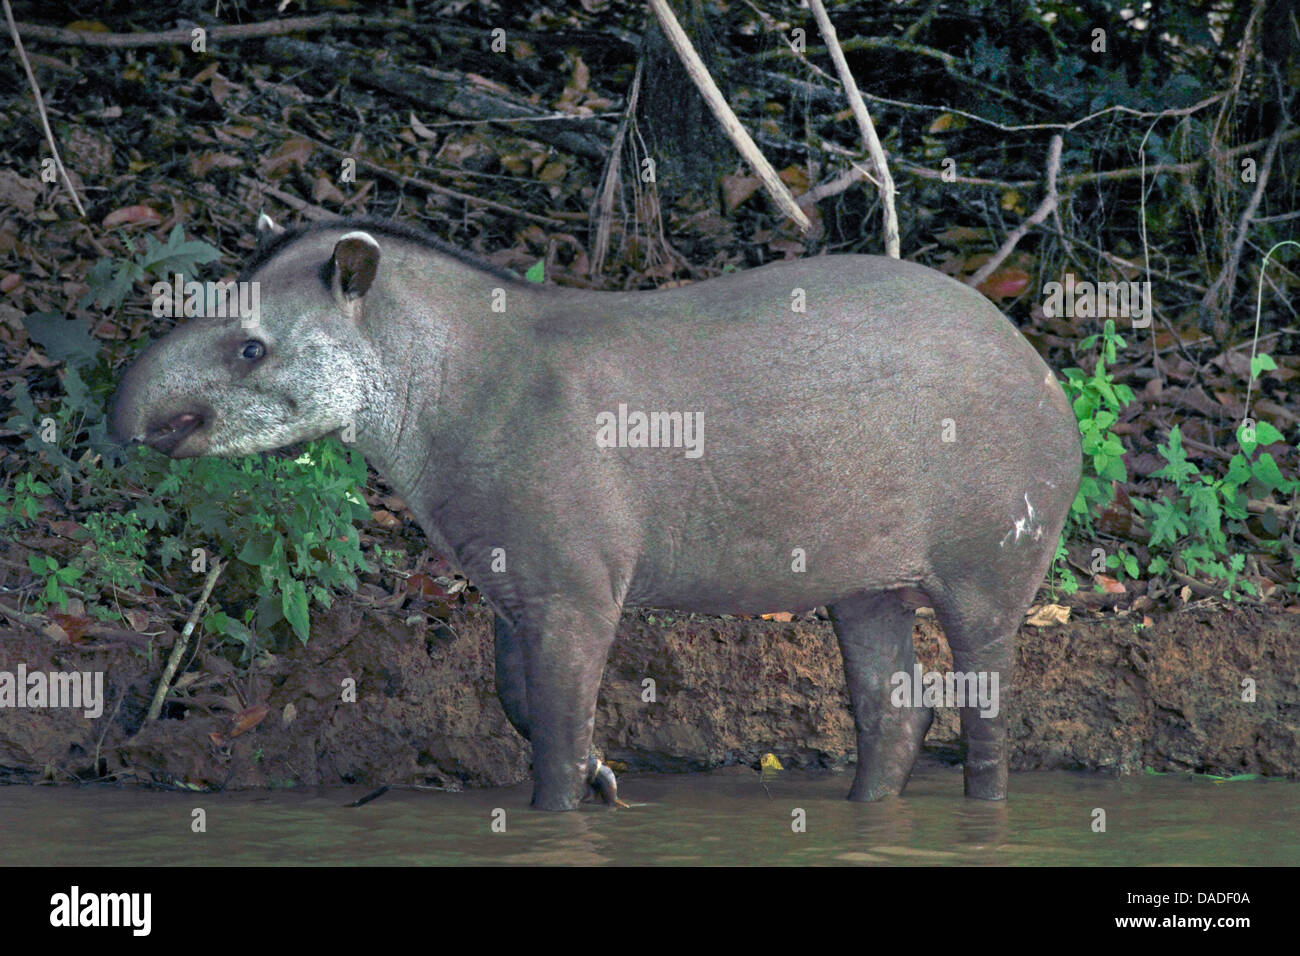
<box><xmin>144</xmin><ymin>411</ymin><xmax>206</xmax><ymax>456</ymax></box>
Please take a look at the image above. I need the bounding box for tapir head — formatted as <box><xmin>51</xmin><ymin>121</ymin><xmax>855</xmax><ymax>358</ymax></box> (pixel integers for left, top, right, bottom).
<box><xmin>110</xmin><ymin>216</ymin><xmax>384</xmax><ymax>457</ymax></box>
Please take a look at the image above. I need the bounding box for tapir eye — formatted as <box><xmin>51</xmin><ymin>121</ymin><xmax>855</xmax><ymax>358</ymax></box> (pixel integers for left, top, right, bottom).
<box><xmin>240</xmin><ymin>340</ymin><xmax>266</xmax><ymax>361</ymax></box>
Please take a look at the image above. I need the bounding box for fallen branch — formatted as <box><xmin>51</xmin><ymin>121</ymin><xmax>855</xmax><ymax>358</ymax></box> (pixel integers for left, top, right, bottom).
<box><xmin>261</xmin><ymin>38</ymin><xmax>611</xmax><ymax>162</ymax></box>
<box><xmin>237</xmin><ymin>175</ymin><xmax>339</xmax><ymax>222</ymax></box>
<box><xmin>0</xmin><ymin>601</ymin><xmax>155</xmax><ymax>646</ymax></box>
<box><xmin>589</xmin><ymin>58</ymin><xmax>644</xmax><ymax>275</ymax></box>
<box><xmin>807</xmin><ymin>0</ymin><xmax>899</xmax><ymax>257</ymax></box>
<box><xmin>0</xmin><ymin>601</ymin><xmax>64</xmax><ymax>639</ymax></box>
<box><xmin>966</xmin><ymin>134</ymin><xmax>1063</xmax><ymax>288</ymax></box>
<box><xmin>2</xmin><ymin>0</ymin><xmax>85</xmax><ymax>217</ymax></box>
<box><xmin>244</xmin><ymin>119</ymin><xmax>573</xmax><ymax>227</ymax></box>
<box><xmin>146</xmin><ymin>559</ymin><xmax>223</xmax><ymax>722</ymax></box>
<box><xmin>894</xmin><ymin>126</ymin><xmax>1300</xmax><ymax>189</ymax></box>
<box><xmin>1201</xmin><ymin>119</ymin><xmax>1287</xmax><ymax>319</ymax></box>
<box><xmin>16</xmin><ymin>13</ymin><xmax>411</xmax><ymax>48</ymax></box>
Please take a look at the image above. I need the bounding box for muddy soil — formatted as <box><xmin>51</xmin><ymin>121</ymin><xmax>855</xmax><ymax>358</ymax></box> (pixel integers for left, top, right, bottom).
<box><xmin>1</xmin><ymin>601</ymin><xmax>1296</xmax><ymax>790</ymax></box>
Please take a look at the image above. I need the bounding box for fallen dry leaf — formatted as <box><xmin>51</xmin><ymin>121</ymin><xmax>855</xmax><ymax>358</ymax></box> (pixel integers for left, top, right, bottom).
<box><xmin>1025</xmin><ymin>603</ymin><xmax>1071</xmax><ymax>626</ymax></box>
<box><xmin>230</xmin><ymin>704</ymin><xmax>270</xmax><ymax>737</ymax></box>
<box><xmin>102</xmin><ymin>205</ymin><xmax>161</xmax><ymax>228</ymax></box>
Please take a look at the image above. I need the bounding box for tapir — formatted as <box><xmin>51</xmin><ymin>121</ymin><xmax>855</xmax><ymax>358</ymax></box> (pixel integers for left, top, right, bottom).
<box><xmin>111</xmin><ymin>216</ymin><xmax>1081</xmax><ymax>810</ymax></box>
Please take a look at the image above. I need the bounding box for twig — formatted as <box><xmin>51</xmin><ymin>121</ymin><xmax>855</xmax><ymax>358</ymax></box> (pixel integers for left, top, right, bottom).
<box><xmin>966</xmin><ymin>135</ymin><xmax>1063</xmax><ymax>288</ymax></box>
<box><xmin>146</xmin><ymin>559</ymin><xmax>224</xmax><ymax>721</ymax></box>
<box><xmin>93</xmin><ymin>694</ymin><xmax>123</xmax><ymax>779</ymax></box>
<box><xmin>0</xmin><ymin>601</ymin><xmax>61</xmax><ymax>638</ymax></box>
<box><xmin>2</xmin><ymin>0</ymin><xmax>85</xmax><ymax>217</ymax></box>
<box><xmin>590</xmin><ymin>57</ymin><xmax>643</xmax><ymax>275</ymax></box>
<box><xmin>15</xmin><ymin>13</ymin><xmax>411</xmax><ymax>47</ymax></box>
<box><xmin>646</xmin><ymin>0</ymin><xmax>811</xmax><ymax>232</ymax></box>
<box><xmin>237</xmin><ymin>175</ymin><xmax>339</xmax><ymax>222</ymax></box>
<box><xmin>1200</xmin><ymin>120</ymin><xmax>1286</xmax><ymax>319</ymax></box>
<box><xmin>799</xmin><ymin>165</ymin><xmax>870</xmax><ymax>205</ymax></box>
<box><xmin>245</xmin><ymin>120</ymin><xmax>571</xmax><ymax>227</ymax></box>
<box><xmin>758</xmin><ymin>68</ymin><xmax>1224</xmax><ymax>137</ymax></box>
<box><xmin>807</xmin><ymin>0</ymin><xmax>899</xmax><ymax>257</ymax></box>
<box><xmin>892</xmin><ymin>126</ymin><xmax>1300</xmax><ymax>190</ymax></box>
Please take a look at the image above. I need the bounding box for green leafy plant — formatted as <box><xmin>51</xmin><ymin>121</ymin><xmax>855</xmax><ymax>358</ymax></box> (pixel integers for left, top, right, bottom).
<box><xmin>1135</xmin><ymin>416</ymin><xmax>1297</xmax><ymax>599</ymax></box>
<box><xmin>26</xmin><ymin>555</ymin><xmax>83</xmax><ymax>611</ymax></box>
<box><xmin>1050</xmin><ymin>318</ymin><xmax>1135</xmax><ymax>593</ymax></box>
<box><xmin>3</xmin><ymin>225</ymin><xmax>377</xmax><ymax>653</ymax></box>
<box><xmin>79</xmin><ymin>224</ymin><xmax>222</xmax><ymax>312</ymax></box>
<box><xmin>1061</xmin><ymin>319</ymin><xmax>1135</xmax><ymax>529</ymax></box>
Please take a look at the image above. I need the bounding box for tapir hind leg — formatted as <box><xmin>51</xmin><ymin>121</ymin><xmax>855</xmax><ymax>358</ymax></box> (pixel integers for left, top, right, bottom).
<box><xmin>829</xmin><ymin>591</ymin><xmax>932</xmax><ymax>801</ymax></box>
<box><xmin>930</xmin><ymin>593</ymin><xmax>1018</xmax><ymax>800</ymax></box>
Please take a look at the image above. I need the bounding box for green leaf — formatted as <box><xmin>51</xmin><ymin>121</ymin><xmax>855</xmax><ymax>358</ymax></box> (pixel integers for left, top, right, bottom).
<box><xmin>1153</xmin><ymin>427</ymin><xmax>1198</xmax><ymax>485</ymax></box>
<box><xmin>81</xmin><ymin>257</ymin><xmax>142</xmax><ymax>310</ymax></box>
<box><xmin>158</xmin><ymin>536</ymin><xmax>186</xmax><ymax>568</ymax></box>
<box><xmin>238</xmin><ymin>534</ymin><xmax>276</xmax><ymax>566</ymax></box>
<box><xmin>1253</xmin><ymin>421</ymin><xmax>1285</xmax><ymax>446</ymax></box>
<box><xmin>133</xmin><ymin>499</ymin><xmax>170</xmax><ymax>530</ymax></box>
<box><xmin>1250</xmin><ymin>453</ymin><xmax>1286</xmax><ymax>492</ymax></box>
<box><xmin>1147</xmin><ymin>498</ymin><xmax>1189</xmax><ymax>549</ymax></box>
<box><xmin>1250</xmin><ymin>353</ymin><xmax>1277</xmax><ymax>380</ymax></box>
<box><xmin>23</xmin><ymin>312</ymin><xmax>101</xmax><ymax>370</ymax></box>
<box><xmin>1224</xmin><ymin>454</ymin><xmax>1251</xmax><ymax>488</ymax></box>
<box><xmin>138</xmin><ymin>224</ymin><xmax>222</xmax><ymax>279</ymax></box>
<box><xmin>524</xmin><ymin>259</ymin><xmax>545</xmax><ymax>283</ymax></box>
<box><xmin>281</xmin><ymin>581</ymin><xmax>310</xmax><ymax>643</ymax></box>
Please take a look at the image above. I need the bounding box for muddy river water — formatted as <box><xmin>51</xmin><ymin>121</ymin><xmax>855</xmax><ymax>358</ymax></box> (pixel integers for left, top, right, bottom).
<box><xmin>1</xmin><ymin>760</ymin><xmax>1295</xmax><ymax>866</ymax></box>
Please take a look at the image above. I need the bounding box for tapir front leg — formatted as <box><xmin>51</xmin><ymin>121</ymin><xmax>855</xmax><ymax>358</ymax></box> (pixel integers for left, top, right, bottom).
<box><xmin>497</xmin><ymin>606</ymin><xmax>619</xmax><ymax>810</ymax></box>
<box><xmin>494</xmin><ymin>614</ymin><xmax>532</xmax><ymax>740</ymax></box>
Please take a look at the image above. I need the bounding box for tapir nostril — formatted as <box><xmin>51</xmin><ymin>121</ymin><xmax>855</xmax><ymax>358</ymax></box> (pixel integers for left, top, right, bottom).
<box><xmin>144</xmin><ymin>412</ymin><xmax>204</xmax><ymax>454</ymax></box>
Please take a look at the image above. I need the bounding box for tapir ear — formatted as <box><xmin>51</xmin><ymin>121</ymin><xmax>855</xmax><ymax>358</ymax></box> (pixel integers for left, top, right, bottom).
<box><xmin>256</xmin><ymin>213</ymin><xmax>284</xmax><ymax>245</ymax></box>
<box><xmin>332</xmin><ymin>231</ymin><xmax>381</xmax><ymax>300</ymax></box>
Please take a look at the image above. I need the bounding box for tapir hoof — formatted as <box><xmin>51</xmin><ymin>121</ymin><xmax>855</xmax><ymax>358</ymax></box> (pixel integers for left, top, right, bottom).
<box><xmin>585</xmin><ymin>754</ymin><xmax>630</xmax><ymax>808</ymax></box>
<box><xmin>847</xmin><ymin>782</ymin><xmax>906</xmax><ymax>802</ymax></box>
<box><xmin>847</xmin><ymin>705</ymin><xmax>932</xmax><ymax>802</ymax></box>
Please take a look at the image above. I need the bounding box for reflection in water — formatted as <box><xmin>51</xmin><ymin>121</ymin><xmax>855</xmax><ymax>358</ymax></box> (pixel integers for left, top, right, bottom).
<box><xmin>0</xmin><ymin>760</ymin><xmax>1296</xmax><ymax>866</ymax></box>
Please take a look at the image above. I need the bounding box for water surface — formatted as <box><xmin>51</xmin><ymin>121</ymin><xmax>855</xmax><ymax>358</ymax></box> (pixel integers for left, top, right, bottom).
<box><xmin>2</xmin><ymin>761</ymin><xmax>1294</xmax><ymax>865</ymax></box>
